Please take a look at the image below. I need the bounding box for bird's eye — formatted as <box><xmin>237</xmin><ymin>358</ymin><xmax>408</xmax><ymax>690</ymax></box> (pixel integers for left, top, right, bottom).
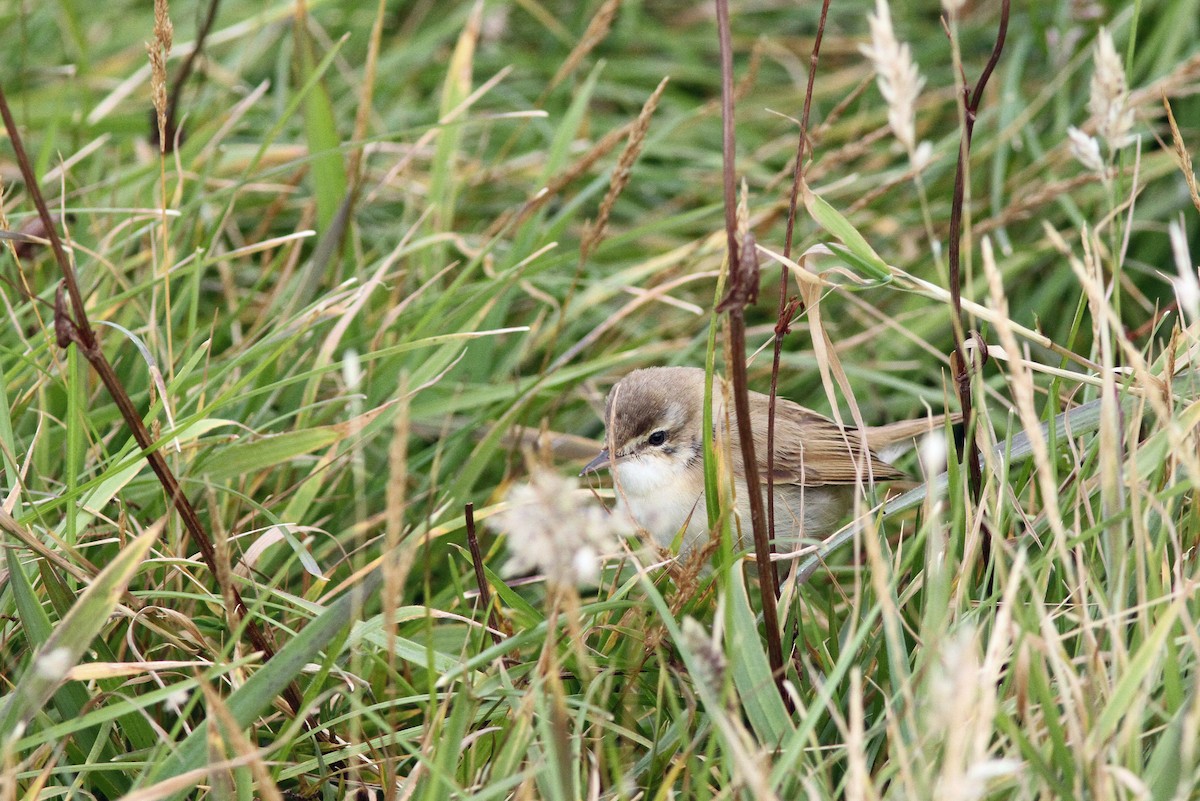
<box><xmin>648</xmin><ymin>430</ymin><xmax>667</xmax><ymax>446</ymax></box>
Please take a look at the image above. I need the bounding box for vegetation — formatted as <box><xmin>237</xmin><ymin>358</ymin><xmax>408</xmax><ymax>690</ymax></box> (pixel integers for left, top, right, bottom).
<box><xmin>1</xmin><ymin>0</ymin><xmax>1198</xmax><ymax>798</ymax></box>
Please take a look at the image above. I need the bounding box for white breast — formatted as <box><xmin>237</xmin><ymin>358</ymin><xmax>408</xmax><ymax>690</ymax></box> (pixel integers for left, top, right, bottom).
<box><xmin>614</xmin><ymin>459</ymin><xmax>855</xmax><ymax>555</ymax></box>
<box><xmin>611</xmin><ymin>457</ymin><xmax>708</xmax><ymax>550</ymax></box>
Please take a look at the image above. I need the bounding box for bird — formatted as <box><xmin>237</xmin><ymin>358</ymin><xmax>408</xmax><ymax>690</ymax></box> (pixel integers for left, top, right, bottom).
<box><xmin>581</xmin><ymin>366</ymin><xmax>950</xmax><ymax>554</ymax></box>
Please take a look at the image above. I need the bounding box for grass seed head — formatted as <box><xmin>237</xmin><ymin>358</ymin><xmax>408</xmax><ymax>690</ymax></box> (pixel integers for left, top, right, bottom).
<box><xmin>490</xmin><ymin>469</ymin><xmax>632</xmax><ymax>588</ymax></box>
<box><xmin>861</xmin><ymin>0</ymin><xmax>925</xmax><ymax>158</ymax></box>
<box><xmin>1067</xmin><ymin>125</ymin><xmax>1105</xmax><ymax>173</ymax></box>
<box><xmin>1089</xmin><ymin>28</ymin><xmax>1134</xmax><ymax>150</ymax></box>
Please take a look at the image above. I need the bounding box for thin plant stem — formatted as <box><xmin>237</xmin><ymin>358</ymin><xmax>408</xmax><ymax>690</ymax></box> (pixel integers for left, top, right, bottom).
<box><xmin>769</xmin><ymin>0</ymin><xmax>830</xmax><ymax>599</ymax></box>
<box><xmin>714</xmin><ymin>0</ymin><xmax>786</xmax><ymax>702</ymax></box>
<box><xmin>945</xmin><ymin>1</ymin><xmax>1010</xmax><ymax>564</ymax></box>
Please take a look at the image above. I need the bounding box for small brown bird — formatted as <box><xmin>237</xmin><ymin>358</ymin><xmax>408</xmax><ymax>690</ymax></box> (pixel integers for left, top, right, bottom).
<box><xmin>582</xmin><ymin>366</ymin><xmax>948</xmax><ymax>553</ymax></box>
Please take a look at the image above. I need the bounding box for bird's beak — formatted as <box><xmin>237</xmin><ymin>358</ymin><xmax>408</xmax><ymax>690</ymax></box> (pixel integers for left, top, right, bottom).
<box><xmin>580</xmin><ymin>448</ymin><xmax>612</xmax><ymax>476</ymax></box>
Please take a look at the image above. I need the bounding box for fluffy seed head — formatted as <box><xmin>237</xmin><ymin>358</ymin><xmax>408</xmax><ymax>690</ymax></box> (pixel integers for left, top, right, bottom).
<box><xmin>681</xmin><ymin>617</ymin><xmax>726</xmax><ymax>693</ymax></box>
<box><xmin>860</xmin><ymin>0</ymin><xmax>926</xmax><ymax>157</ymax></box>
<box><xmin>919</xmin><ymin>430</ymin><xmax>948</xmax><ymax>478</ymax></box>
<box><xmin>35</xmin><ymin>647</ymin><xmax>73</xmax><ymax>682</ymax></box>
<box><xmin>489</xmin><ymin>469</ymin><xmax>631</xmax><ymax>588</ymax></box>
<box><xmin>1066</xmin><ymin>126</ymin><xmax>1105</xmax><ymax>173</ymax></box>
<box><xmin>1088</xmin><ymin>28</ymin><xmax>1134</xmax><ymax>150</ymax></box>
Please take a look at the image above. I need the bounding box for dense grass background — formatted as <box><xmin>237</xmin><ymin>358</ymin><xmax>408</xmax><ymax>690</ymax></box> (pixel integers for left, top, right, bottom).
<box><xmin>2</xmin><ymin>0</ymin><xmax>1199</xmax><ymax>798</ymax></box>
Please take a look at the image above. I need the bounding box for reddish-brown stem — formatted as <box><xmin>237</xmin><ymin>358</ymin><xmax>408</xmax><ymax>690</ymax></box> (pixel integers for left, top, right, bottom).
<box><xmin>767</xmin><ymin>0</ymin><xmax>831</xmax><ymax>594</ymax></box>
<box><xmin>946</xmin><ymin>2</ymin><xmax>1009</xmax><ymax>560</ymax></box>
<box><xmin>464</xmin><ymin>503</ymin><xmax>502</xmax><ymax>647</ymax></box>
<box><xmin>0</xmin><ymin>83</ymin><xmax>304</xmax><ymax>720</ymax></box>
<box><xmin>714</xmin><ymin>0</ymin><xmax>786</xmax><ymax>702</ymax></box>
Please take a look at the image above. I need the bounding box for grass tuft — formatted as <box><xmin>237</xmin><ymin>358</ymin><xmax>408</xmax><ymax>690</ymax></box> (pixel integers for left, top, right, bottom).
<box><xmin>1</xmin><ymin>1</ymin><xmax>1198</xmax><ymax>798</ymax></box>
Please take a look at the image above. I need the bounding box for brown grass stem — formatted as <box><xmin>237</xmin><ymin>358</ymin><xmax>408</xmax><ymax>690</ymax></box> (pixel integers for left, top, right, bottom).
<box><xmin>713</xmin><ymin>0</ymin><xmax>786</xmax><ymax>703</ymax></box>
<box><xmin>464</xmin><ymin>502</ymin><xmax>502</xmax><ymax>648</ymax></box>
<box><xmin>945</xmin><ymin>0</ymin><xmax>1009</xmax><ymax>563</ymax></box>
<box><xmin>157</xmin><ymin>0</ymin><xmax>221</xmax><ymax>152</ymax></box>
<box><xmin>767</xmin><ymin>0</ymin><xmax>830</xmax><ymax>599</ymax></box>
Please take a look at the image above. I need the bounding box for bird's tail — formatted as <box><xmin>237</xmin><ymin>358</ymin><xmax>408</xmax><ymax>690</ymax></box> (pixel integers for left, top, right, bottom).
<box><xmin>865</xmin><ymin>412</ymin><xmax>963</xmax><ymax>457</ymax></box>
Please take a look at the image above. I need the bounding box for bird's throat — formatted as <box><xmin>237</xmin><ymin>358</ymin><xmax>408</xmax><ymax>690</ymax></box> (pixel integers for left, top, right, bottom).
<box><xmin>612</xmin><ymin>456</ymin><xmax>706</xmax><ymax>549</ymax></box>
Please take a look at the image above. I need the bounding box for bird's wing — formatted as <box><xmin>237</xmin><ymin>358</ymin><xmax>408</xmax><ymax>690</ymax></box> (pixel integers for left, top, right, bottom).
<box><xmin>773</xmin><ymin>415</ymin><xmax>906</xmax><ymax>485</ymax></box>
<box><xmin>726</xmin><ymin>393</ymin><xmax>906</xmax><ymax>486</ymax></box>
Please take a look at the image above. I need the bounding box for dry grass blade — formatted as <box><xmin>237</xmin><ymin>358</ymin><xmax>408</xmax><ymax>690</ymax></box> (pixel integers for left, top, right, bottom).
<box><xmin>1162</xmin><ymin>95</ymin><xmax>1200</xmax><ymax>214</ymax></box>
<box><xmin>579</xmin><ymin>76</ymin><xmax>670</xmax><ymax>262</ymax></box>
<box><xmin>981</xmin><ymin>236</ymin><xmax>1067</xmax><ymax>543</ymax></box>
<box><xmin>547</xmin><ymin>0</ymin><xmax>620</xmax><ymax>93</ymax></box>
<box><xmin>486</xmin><ymin>119</ymin><xmax>633</xmax><ymax>236</ymax></box>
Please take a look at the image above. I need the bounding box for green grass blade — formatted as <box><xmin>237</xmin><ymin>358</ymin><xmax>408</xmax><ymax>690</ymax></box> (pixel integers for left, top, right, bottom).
<box><xmin>147</xmin><ymin>570</ymin><xmax>385</xmax><ymax>789</ymax></box>
<box><xmin>0</xmin><ymin>522</ymin><xmax>161</xmax><ymax>743</ymax></box>
<box><xmin>727</xmin><ymin>565</ymin><xmax>793</xmax><ymax>744</ymax></box>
